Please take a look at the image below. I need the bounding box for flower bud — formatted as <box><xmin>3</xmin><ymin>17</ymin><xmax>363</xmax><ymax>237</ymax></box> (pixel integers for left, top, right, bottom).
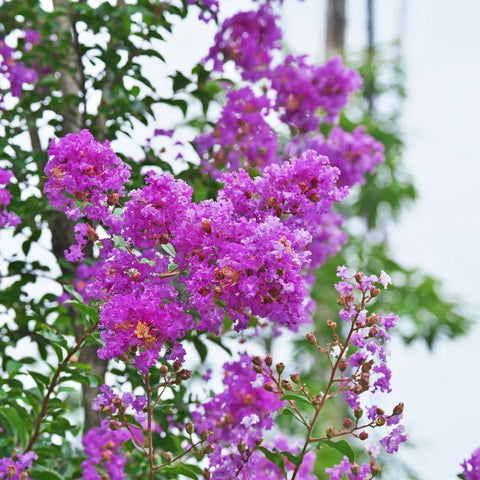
<box><xmin>202</xmin><ymin>468</ymin><xmax>211</xmax><ymax>480</ymax></box>
<box><xmin>370</xmin><ymin>460</ymin><xmax>381</xmax><ymax>476</ymax></box>
<box><xmin>276</xmin><ymin>362</ymin><xmax>285</xmax><ymax>375</ymax></box>
<box><xmin>200</xmin><ymin>430</ymin><xmax>211</xmax><ymax>441</ymax></box>
<box><xmin>252</xmin><ymin>364</ymin><xmax>263</xmax><ymax>374</ymax></box>
<box><xmin>7</xmin><ymin>465</ymin><xmax>16</xmax><ymax>479</ymax></box>
<box><xmin>342</xmin><ymin>418</ymin><xmax>353</xmax><ymax>428</ymax></box>
<box><xmin>337</xmin><ymin>295</ymin><xmax>346</xmax><ymax>307</ymax></box>
<box><xmin>263</xmin><ymin>382</ymin><xmax>275</xmax><ymax>392</ymax></box>
<box><xmin>305</xmin><ymin>332</ymin><xmax>317</xmax><ymax>345</ymax></box>
<box><xmin>237</xmin><ymin>440</ymin><xmax>246</xmax><ymax>453</ymax></box>
<box><xmin>252</xmin><ymin>356</ymin><xmax>262</xmax><ymax>366</ymax></box>
<box><xmin>176</xmin><ymin>369</ymin><xmax>192</xmax><ymax>381</ymax></box>
<box><xmin>204</xmin><ymin>444</ymin><xmax>215</xmax><ymax>454</ymax></box>
<box><xmin>185</xmin><ymin>422</ymin><xmax>195</xmax><ymax>434</ymax></box>
<box><xmin>289</xmin><ymin>373</ymin><xmax>301</xmax><ymax>384</ymax></box>
<box><xmin>354</xmin><ymin>271</ymin><xmax>364</xmax><ymax>283</ymax></box>
<box><xmin>280</xmin><ymin>379</ymin><xmax>293</xmax><ymax>391</ymax></box>
<box><xmin>376</xmin><ymin>416</ymin><xmax>386</xmax><ymax>426</ymax></box>
<box><xmin>160</xmin><ymin>365</ymin><xmax>169</xmax><ymax>375</ymax></box>
<box><xmin>339</xmin><ymin>360</ymin><xmax>348</xmax><ymax>372</ymax></box>
<box><xmin>393</xmin><ymin>403</ymin><xmax>404</xmax><ymax>415</ymax></box>
<box><xmin>376</xmin><ymin>408</ymin><xmax>385</xmax><ymax>416</ymax></box>
<box><xmin>325</xmin><ymin>426</ymin><xmax>336</xmax><ymax>439</ymax></box>
<box><xmin>350</xmin><ymin>463</ymin><xmax>360</xmax><ymax>475</ymax></box>
<box><xmin>358</xmin><ymin>431</ymin><xmax>368</xmax><ymax>440</ymax></box>
<box><xmin>312</xmin><ymin>394</ymin><xmax>322</xmax><ymax>407</ymax></box>
<box><xmin>370</xmin><ymin>287</ymin><xmax>381</xmax><ymax>297</ymax></box>
<box><xmin>354</xmin><ymin>406</ymin><xmax>363</xmax><ymax>419</ymax></box>
<box><xmin>173</xmin><ymin>360</ymin><xmax>181</xmax><ymax>371</ymax></box>
<box><xmin>327</xmin><ymin>320</ymin><xmax>337</xmax><ymax>330</ymax></box>
<box><xmin>109</xmin><ymin>420</ymin><xmax>121</xmax><ymax>430</ymax></box>
<box><xmin>264</xmin><ymin>354</ymin><xmax>273</xmax><ymax>367</ymax></box>
<box><xmin>201</xmin><ymin>218</ymin><xmax>212</xmax><ymax>234</ymax></box>
<box><xmin>162</xmin><ymin>451</ymin><xmax>173</xmax><ymax>463</ymax></box>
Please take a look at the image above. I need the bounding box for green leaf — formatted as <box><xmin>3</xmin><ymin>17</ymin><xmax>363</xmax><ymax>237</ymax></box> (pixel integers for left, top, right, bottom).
<box><xmin>171</xmin><ymin>70</ymin><xmax>191</xmax><ymax>92</ymax></box>
<box><xmin>280</xmin><ymin>394</ymin><xmax>313</xmax><ymax>409</ymax></box>
<box><xmin>30</xmin><ymin>469</ymin><xmax>66</xmax><ymax>480</ymax></box>
<box><xmin>280</xmin><ymin>450</ymin><xmax>303</xmax><ymax>467</ymax></box>
<box><xmin>256</xmin><ymin>446</ymin><xmax>287</xmax><ymax>479</ymax></box>
<box><xmin>0</xmin><ymin>406</ymin><xmax>30</xmax><ymax>447</ymax></box>
<box><xmin>324</xmin><ymin>440</ymin><xmax>355</xmax><ymax>463</ymax></box>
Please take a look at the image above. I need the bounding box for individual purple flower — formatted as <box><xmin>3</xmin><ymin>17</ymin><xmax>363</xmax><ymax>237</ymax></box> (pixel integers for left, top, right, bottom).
<box><xmin>92</xmin><ymin>385</ymin><xmax>147</xmax><ymax>416</ymax></box>
<box><xmin>0</xmin><ymin>452</ymin><xmax>37</xmax><ymax>480</ymax></box>
<box><xmin>271</xmin><ymin>55</ymin><xmax>362</xmax><ymax>131</ymax></box>
<box><xmin>81</xmin><ymin>427</ymin><xmax>131</xmax><ymax>480</ymax></box>
<box><xmin>0</xmin><ymin>168</ymin><xmax>20</xmax><ymax>228</ymax></box>
<box><xmin>205</xmin><ymin>5</ymin><xmax>282</xmax><ymax>80</ymax></box>
<box><xmin>462</xmin><ymin>447</ymin><xmax>480</xmax><ymax>480</ymax></box>
<box><xmin>379</xmin><ymin>425</ymin><xmax>408</xmax><ymax>454</ymax></box>
<box><xmin>195</xmin><ymin>87</ymin><xmax>278</xmax><ymax>176</ymax></box>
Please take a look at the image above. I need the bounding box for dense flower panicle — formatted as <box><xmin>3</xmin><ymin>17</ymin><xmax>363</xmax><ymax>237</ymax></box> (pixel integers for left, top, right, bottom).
<box><xmin>0</xmin><ymin>452</ymin><xmax>37</xmax><ymax>480</ymax></box>
<box><xmin>122</xmin><ymin>171</ymin><xmax>192</xmax><ymax>250</ymax></box>
<box><xmin>44</xmin><ymin>130</ymin><xmax>131</xmax><ymax>225</ymax></box>
<box><xmin>271</xmin><ymin>55</ymin><xmax>362</xmax><ymax>131</ymax></box>
<box><xmin>176</xmin><ymin>198</ymin><xmax>313</xmax><ymax>333</ymax></box>
<box><xmin>0</xmin><ymin>168</ymin><xmax>20</xmax><ymax>228</ymax></box>
<box><xmin>285</xmin><ymin>126</ymin><xmax>384</xmax><ymax>187</ymax></box>
<box><xmin>195</xmin><ymin>87</ymin><xmax>278</xmax><ymax>176</ymax></box>
<box><xmin>462</xmin><ymin>447</ymin><xmax>480</xmax><ymax>480</ymax></box>
<box><xmin>205</xmin><ymin>5</ymin><xmax>282</xmax><ymax>80</ymax></box>
<box><xmin>192</xmin><ymin>354</ymin><xmax>284</xmax><ymax>478</ymax></box>
<box><xmin>187</xmin><ymin>0</ymin><xmax>219</xmax><ymax>23</ymax></box>
<box><xmin>81</xmin><ymin>427</ymin><xmax>130</xmax><ymax>480</ymax></box>
<box><xmin>97</xmin><ymin>285</ymin><xmax>192</xmax><ymax>373</ymax></box>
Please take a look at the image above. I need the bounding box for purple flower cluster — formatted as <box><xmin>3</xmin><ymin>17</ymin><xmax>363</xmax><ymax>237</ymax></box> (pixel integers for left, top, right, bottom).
<box><xmin>192</xmin><ymin>354</ymin><xmax>284</xmax><ymax>479</ymax></box>
<box><xmin>0</xmin><ymin>168</ymin><xmax>20</xmax><ymax>228</ymax></box>
<box><xmin>325</xmin><ymin>457</ymin><xmax>376</xmax><ymax>480</ymax></box>
<box><xmin>187</xmin><ymin>0</ymin><xmax>219</xmax><ymax>23</ymax></box>
<box><xmin>92</xmin><ymin>385</ymin><xmax>147</xmax><ymax>417</ymax></box>
<box><xmin>81</xmin><ymin>427</ymin><xmax>130</xmax><ymax>480</ymax></box>
<box><xmin>44</xmin><ymin>130</ymin><xmax>131</xmax><ymax>261</ymax></box>
<box><xmin>195</xmin><ymin>87</ymin><xmax>278</xmax><ymax>177</ymax></box>
<box><xmin>0</xmin><ymin>452</ymin><xmax>37</xmax><ymax>480</ymax></box>
<box><xmin>462</xmin><ymin>447</ymin><xmax>480</xmax><ymax>480</ymax></box>
<box><xmin>244</xmin><ymin>436</ymin><xmax>316</xmax><ymax>480</ymax></box>
<box><xmin>271</xmin><ymin>55</ymin><xmax>362</xmax><ymax>131</ymax></box>
<box><xmin>0</xmin><ymin>32</ymin><xmax>38</xmax><ymax>106</ymax></box>
<box><xmin>205</xmin><ymin>5</ymin><xmax>281</xmax><ymax>81</ymax></box>
<box><xmin>285</xmin><ymin>126</ymin><xmax>385</xmax><ymax>187</ymax></box>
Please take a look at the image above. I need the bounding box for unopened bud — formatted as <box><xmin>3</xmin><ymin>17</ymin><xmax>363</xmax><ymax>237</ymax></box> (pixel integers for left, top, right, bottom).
<box><xmin>325</xmin><ymin>426</ymin><xmax>336</xmax><ymax>439</ymax></box>
<box><xmin>252</xmin><ymin>356</ymin><xmax>262</xmax><ymax>366</ymax></box>
<box><xmin>327</xmin><ymin>320</ymin><xmax>337</xmax><ymax>330</ymax></box>
<box><xmin>354</xmin><ymin>271</ymin><xmax>364</xmax><ymax>283</ymax></box>
<box><xmin>185</xmin><ymin>422</ymin><xmax>195</xmax><ymax>434</ymax></box>
<box><xmin>204</xmin><ymin>444</ymin><xmax>215</xmax><ymax>454</ymax></box>
<box><xmin>376</xmin><ymin>408</ymin><xmax>385</xmax><ymax>416</ymax></box>
<box><xmin>201</xmin><ymin>218</ymin><xmax>212</xmax><ymax>234</ymax></box>
<box><xmin>342</xmin><ymin>418</ymin><xmax>353</xmax><ymax>428</ymax></box>
<box><xmin>265</xmin><ymin>354</ymin><xmax>273</xmax><ymax>367</ymax></box>
<box><xmin>200</xmin><ymin>430</ymin><xmax>211</xmax><ymax>442</ymax></box>
<box><xmin>162</xmin><ymin>451</ymin><xmax>173</xmax><ymax>463</ymax></box>
<box><xmin>276</xmin><ymin>362</ymin><xmax>285</xmax><ymax>375</ymax></box>
<box><xmin>370</xmin><ymin>287</ymin><xmax>381</xmax><ymax>297</ymax></box>
<box><xmin>176</xmin><ymin>369</ymin><xmax>192</xmax><ymax>381</ymax></box>
<box><xmin>263</xmin><ymin>382</ymin><xmax>275</xmax><ymax>392</ymax></box>
<box><xmin>337</xmin><ymin>295</ymin><xmax>347</xmax><ymax>307</ymax></box>
<box><xmin>393</xmin><ymin>403</ymin><xmax>404</xmax><ymax>415</ymax></box>
<box><xmin>354</xmin><ymin>406</ymin><xmax>363</xmax><ymax>419</ymax></box>
<box><xmin>312</xmin><ymin>394</ymin><xmax>322</xmax><ymax>407</ymax></box>
<box><xmin>339</xmin><ymin>360</ymin><xmax>348</xmax><ymax>372</ymax></box>
<box><xmin>289</xmin><ymin>373</ymin><xmax>301</xmax><ymax>384</ymax></box>
<box><xmin>307</xmin><ymin>192</ymin><xmax>320</xmax><ymax>202</ymax></box>
<box><xmin>351</xmin><ymin>463</ymin><xmax>360</xmax><ymax>475</ymax></box>
<box><xmin>305</xmin><ymin>332</ymin><xmax>317</xmax><ymax>345</ymax></box>
<box><xmin>173</xmin><ymin>360</ymin><xmax>181</xmax><ymax>371</ymax></box>
<box><xmin>109</xmin><ymin>420</ymin><xmax>121</xmax><ymax>430</ymax></box>
<box><xmin>202</xmin><ymin>468</ymin><xmax>211</xmax><ymax>480</ymax></box>
<box><xmin>107</xmin><ymin>191</ymin><xmax>119</xmax><ymax>206</ymax></box>
<box><xmin>252</xmin><ymin>364</ymin><xmax>263</xmax><ymax>374</ymax></box>
<box><xmin>280</xmin><ymin>379</ymin><xmax>293</xmax><ymax>391</ymax></box>
<box><xmin>70</xmin><ymin>355</ymin><xmax>79</xmax><ymax>363</ymax></box>
<box><xmin>160</xmin><ymin>365</ymin><xmax>169</xmax><ymax>375</ymax></box>
<box><xmin>238</xmin><ymin>440</ymin><xmax>246</xmax><ymax>453</ymax></box>
<box><xmin>370</xmin><ymin>460</ymin><xmax>381</xmax><ymax>476</ymax></box>
<box><xmin>358</xmin><ymin>431</ymin><xmax>369</xmax><ymax>440</ymax></box>
<box><xmin>376</xmin><ymin>417</ymin><xmax>386</xmax><ymax>426</ymax></box>
<box><xmin>7</xmin><ymin>465</ymin><xmax>16</xmax><ymax>479</ymax></box>
<box><xmin>20</xmin><ymin>472</ymin><xmax>30</xmax><ymax>480</ymax></box>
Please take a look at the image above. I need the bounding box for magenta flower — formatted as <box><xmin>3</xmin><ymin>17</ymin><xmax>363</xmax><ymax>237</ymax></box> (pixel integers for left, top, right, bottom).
<box><xmin>0</xmin><ymin>168</ymin><xmax>20</xmax><ymax>228</ymax></box>
<box><xmin>462</xmin><ymin>447</ymin><xmax>480</xmax><ymax>480</ymax></box>
<box><xmin>0</xmin><ymin>452</ymin><xmax>37</xmax><ymax>480</ymax></box>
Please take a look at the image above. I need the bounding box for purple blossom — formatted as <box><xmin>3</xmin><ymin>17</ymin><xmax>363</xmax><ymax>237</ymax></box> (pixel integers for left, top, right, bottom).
<box><xmin>379</xmin><ymin>425</ymin><xmax>408</xmax><ymax>454</ymax></box>
<box><xmin>0</xmin><ymin>452</ymin><xmax>37</xmax><ymax>480</ymax></box>
<box><xmin>205</xmin><ymin>5</ymin><xmax>282</xmax><ymax>80</ymax></box>
<box><xmin>271</xmin><ymin>55</ymin><xmax>362</xmax><ymax>131</ymax></box>
<box><xmin>187</xmin><ymin>0</ymin><xmax>219</xmax><ymax>23</ymax></box>
<box><xmin>462</xmin><ymin>447</ymin><xmax>480</xmax><ymax>480</ymax></box>
<box><xmin>0</xmin><ymin>167</ymin><xmax>20</xmax><ymax>228</ymax></box>
<box><xmin>325</xmin><ymin>457</ymin><xmax>373</xmax><ymax>480</ymax></box>
<box><xmin>195</xmin><ymin>87</ymin><xmax>278</xmax><ymax>176</ymax></box>
<box><xmin>81</xmin><ymin>427</ymin><xmax>131</xmax><ymax>480</ymax></box>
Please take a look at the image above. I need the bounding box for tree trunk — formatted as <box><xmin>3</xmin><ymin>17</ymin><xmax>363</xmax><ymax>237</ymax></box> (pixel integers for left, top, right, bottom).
<box><xmin>326</xmin><ymin>0</ymin><xmax>346</xmax><ymax>56</ymax></box>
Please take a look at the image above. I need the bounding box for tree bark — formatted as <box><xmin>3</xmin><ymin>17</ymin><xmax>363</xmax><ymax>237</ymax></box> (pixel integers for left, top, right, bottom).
<box><xmin>326</xmin><ymin>0</ymin><xmax>346</xmax><ymax>56</ymax></box>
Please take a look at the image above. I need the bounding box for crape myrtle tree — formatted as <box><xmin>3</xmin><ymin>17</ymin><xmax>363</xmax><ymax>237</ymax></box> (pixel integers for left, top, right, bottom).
<box><xmin>0</xmin><ymin>1</ymin><xmax>471</xmax><ymax>479</ymax></box>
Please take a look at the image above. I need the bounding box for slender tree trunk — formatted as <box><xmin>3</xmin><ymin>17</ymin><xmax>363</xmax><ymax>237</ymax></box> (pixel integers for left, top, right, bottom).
<box><xmin>326</xmin><ymin>0</ymin><xmax>346</xmax><ymax>56</ymax></box>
